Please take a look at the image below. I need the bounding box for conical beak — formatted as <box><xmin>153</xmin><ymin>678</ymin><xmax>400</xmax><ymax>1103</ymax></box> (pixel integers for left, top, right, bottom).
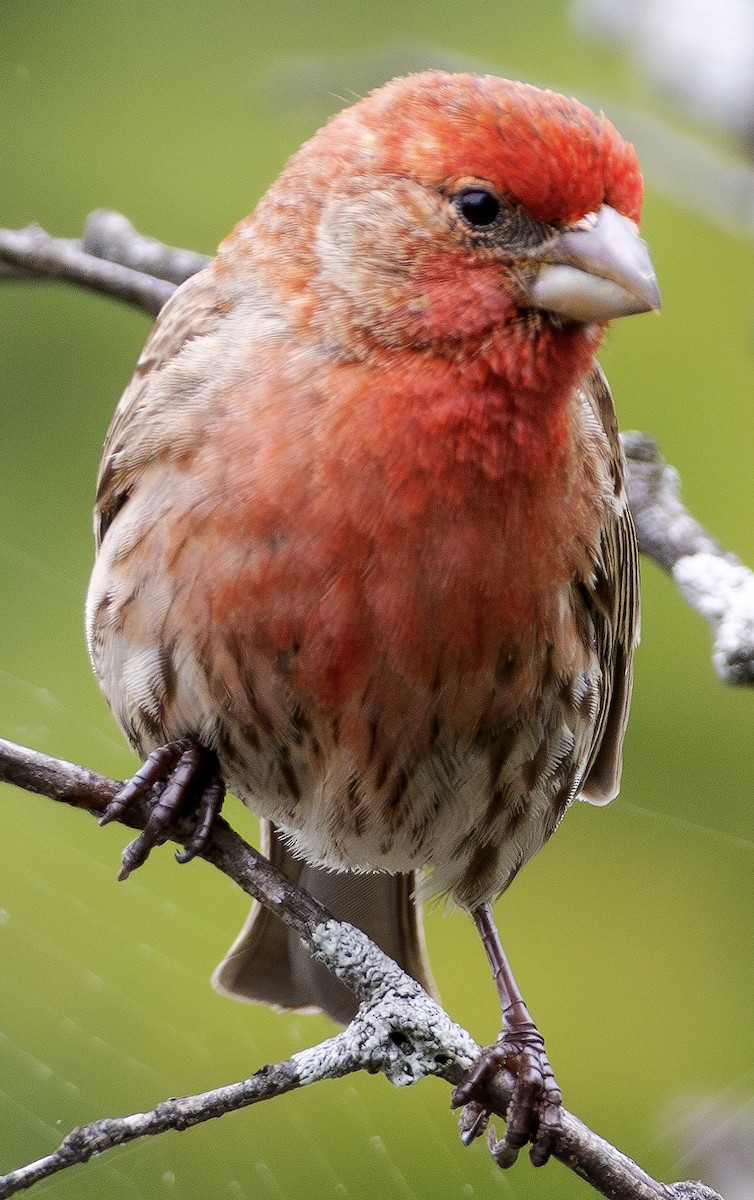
<box><xmin>527</xmin><ymin>204</ymin><xmax>660</xmax><ymax>324</ymax></box>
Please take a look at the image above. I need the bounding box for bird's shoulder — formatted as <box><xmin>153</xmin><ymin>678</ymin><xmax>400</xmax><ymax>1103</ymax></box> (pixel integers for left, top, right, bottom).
<box><xmin>93</xmin><ymin>264</ymin><xmax>291</xmax><ymax>548</ymax></box>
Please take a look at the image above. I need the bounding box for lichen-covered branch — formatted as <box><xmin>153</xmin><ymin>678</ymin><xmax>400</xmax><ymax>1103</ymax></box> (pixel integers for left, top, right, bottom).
<box><xmin>0</xmin><ymin>1056</ymin><xmax>305</xmax><ymax>1200</ymax></box>
<box><xmin>1</xmin><ymin>212</ymin><xmax>752</xmax><ymax>686</ymax></box>
<box><xmin>0</xmin><ymin>998</ymin><xmax>473</xmax><ymax>1200</ymax></box>
<box><xmin>622</xmin><ymin>432</ymin><xmax>754</xmax><ymax>685</ymax></box>
<box><xmin>0</xmin><ymin>738</ymin><xmax>724</xmax><ymax>1200</ymax></box>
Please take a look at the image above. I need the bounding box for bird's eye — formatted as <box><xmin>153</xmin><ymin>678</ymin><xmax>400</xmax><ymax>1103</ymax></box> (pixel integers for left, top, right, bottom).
<box><xmin>455</xmin><ymin>188</ymin><xmax>501</xmax><ymax>227</ymax></box>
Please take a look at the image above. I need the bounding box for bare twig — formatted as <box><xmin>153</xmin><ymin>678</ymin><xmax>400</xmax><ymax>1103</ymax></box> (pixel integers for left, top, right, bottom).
<box><xmin>0</xmin><ymin>210</ymin><xmax>207</xmax><ymax>304</ymax></box>
<box><xmin>0</xmin><ymin>738</ymin><xmax>724</xmax><ymax>1200</ymax></box>
<box><xmin>0</xmin><ymin>1055</ymin><xmax>306</xmax><ymax>1199</ymax></box>
<box><xmin>0</xmin><ymin>221</ymin><xmax>176</xmax><ymax>314</ymax></box>
<box><xmin>81</xmin><ymin>209</ymin><xmax>211</xmax><ymax>283</ymax></box>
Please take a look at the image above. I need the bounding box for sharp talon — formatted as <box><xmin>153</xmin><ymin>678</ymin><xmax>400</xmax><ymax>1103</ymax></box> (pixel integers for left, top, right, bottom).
<box><xmin>175</xmin><ymin>775</ymin><xmax>225</xmax><ymax>863</ymax></box>
<box><xmin>453</xmin><ymin>1031</ymin><xmax>562</xmax><ymax>1171</ymax></box>
<box><xmin>457</xmin><ymin>1100</ymin><xmax>489</xmax><ymax>1145</ymax></box>
<box><xmin>118</xmin><ymin>833</ymin><xmax>151</xmax><ymax>880</ymax></box>
<box><xmin>101</xmin><ymin>740</ymin><xmax>224</xmax><ymax>878</ymax></box>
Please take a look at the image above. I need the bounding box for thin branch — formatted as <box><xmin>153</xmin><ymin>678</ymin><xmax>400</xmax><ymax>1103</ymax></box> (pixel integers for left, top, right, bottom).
<box><xmin>0</xmin><ymin>210</ymin><xmax>208</xmax><ymax>305</ymax></box>
<box><xmin>0</xmin><ymin>979</ymin><xmax>476</xmax><ymax>1198</ymax></box>
<box><xmin>81</xmin><ymin>209</ymin><xmax>211</xmax><ymax>284</ymax></box>
<box><xmin>1</xmin><ymin>213</ymin><xmax>752</xmax><ymax>686</ymax></box>
<box><xmin>0</xmin><ymin>1053</ymin><xmax>307</xmax><ymax>1200</ymax></box>
<box><xmin>0</xmin><ymin>738</ymin><xmax>724</xmax><ymax>1200</ymax></box>
<box><xmin>0</xmin><ymin>221</ymin><xmax>177</xmax><ymax>314</ymax></box>
<box><xmin>622</xmin><ymin>432</ymin><xmax>754</xmax><ymax>685</ymax></box>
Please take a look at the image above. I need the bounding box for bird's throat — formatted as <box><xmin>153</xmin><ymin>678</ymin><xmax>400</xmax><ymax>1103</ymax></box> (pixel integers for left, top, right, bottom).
<box><xmin>357</xmin><ymin>326</ymin><xmax>595</xmax><ymax>513</ymax></box>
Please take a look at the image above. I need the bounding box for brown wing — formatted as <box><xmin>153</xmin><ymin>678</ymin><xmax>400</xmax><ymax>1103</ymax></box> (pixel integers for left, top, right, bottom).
<box><xmin>94</xmin><ymin>266</ymin><xmax>231</xmax><ymax>548</ymax></box>
<box><xmin>577</xmin><ymin>364</ymin><xmax>641</xmax><ymax>805</ymax></box>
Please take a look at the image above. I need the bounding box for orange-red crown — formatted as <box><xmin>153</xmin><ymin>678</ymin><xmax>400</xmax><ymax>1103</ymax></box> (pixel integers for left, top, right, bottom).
<box><xmin>318</xmin><ymin>72</ymin><xmax>643</xmax><ymax>228</ymax></box>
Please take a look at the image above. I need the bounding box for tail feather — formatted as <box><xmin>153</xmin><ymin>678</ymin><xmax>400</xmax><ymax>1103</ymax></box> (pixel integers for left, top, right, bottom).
<box><xmin>212</xmin><ymin>820</ymin><xmax>437</xmax><ymax>1025</ymax></box>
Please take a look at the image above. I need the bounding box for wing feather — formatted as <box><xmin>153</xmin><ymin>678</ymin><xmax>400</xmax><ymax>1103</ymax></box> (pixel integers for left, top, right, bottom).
<box><xmin>94</xmin><ymin>266</ymin><xmax>232</xmax><ymax>547</ymax></box>
<box><xmin>577</xmin><ymin>364</ymin><xmax>640</xmax><ymax>804</ymax></box>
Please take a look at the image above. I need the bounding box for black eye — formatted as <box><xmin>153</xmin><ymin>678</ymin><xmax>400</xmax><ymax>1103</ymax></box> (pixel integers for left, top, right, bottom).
<box><xmin>456</xmin><ymin>188</ymin><xmax>501</xmax><ymax>227</ymax></box>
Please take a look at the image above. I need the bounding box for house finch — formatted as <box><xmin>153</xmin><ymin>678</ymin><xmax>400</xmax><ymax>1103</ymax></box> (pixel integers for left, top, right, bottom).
<box><xmin>86</xmin><ymin>72</ymin><xmax>658</xmax><ymax>1166</ymax></box>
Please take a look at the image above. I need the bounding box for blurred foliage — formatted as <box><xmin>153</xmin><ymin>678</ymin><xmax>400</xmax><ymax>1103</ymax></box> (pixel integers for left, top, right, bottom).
<box><xmin>1</xmin><ymin>1</ymin><xmax>753</xmax><ymax>1198</ymax></box>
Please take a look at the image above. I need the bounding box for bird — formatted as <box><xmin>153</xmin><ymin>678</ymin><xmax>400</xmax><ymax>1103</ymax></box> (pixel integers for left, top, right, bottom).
<box><xmin>86</xmin><ymin>71</ymin><xmax>658</xmax><ymax>1167</ymax></box>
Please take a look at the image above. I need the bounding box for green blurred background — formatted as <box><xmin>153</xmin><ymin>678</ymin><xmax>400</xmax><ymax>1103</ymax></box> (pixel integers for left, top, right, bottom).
<box><xmin>1</xmin><ymin>1</ymin><xmax>753</xmax><ymax>1197</ymax></box>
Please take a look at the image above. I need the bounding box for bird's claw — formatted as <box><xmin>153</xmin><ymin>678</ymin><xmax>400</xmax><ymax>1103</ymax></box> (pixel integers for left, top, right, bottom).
<box><xmin>452</xmin><ymin>1028</ymin><xmax>561</xmax><ymax>1168</ymax></box>
<box><xmin>457</xmin><ymin>1100</ymin><xmax>490</xmax><ymax>1146</ymax></box>
<box><xmin>100</xmin><ymin>739</ymin><xmax>225</xmax><ymax>879</ymax></box>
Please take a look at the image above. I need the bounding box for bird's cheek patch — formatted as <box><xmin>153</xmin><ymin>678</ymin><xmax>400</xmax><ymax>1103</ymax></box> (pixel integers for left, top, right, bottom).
<box><xmin>412</xmin><ymin>257</ymin><xmax>517</xmax><ymax>342</ymax></box>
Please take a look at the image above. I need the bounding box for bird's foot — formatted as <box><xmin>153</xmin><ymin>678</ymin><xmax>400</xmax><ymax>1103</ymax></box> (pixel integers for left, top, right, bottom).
<box><xmin>452</xmin><ymin>1023</ymin><xmax>561</xmax><ymax>1168</ymax></box>
<box><xmin>100</xmin><ymin>738</ymin><xmax>225</xmax><ymax>880</ymax></box>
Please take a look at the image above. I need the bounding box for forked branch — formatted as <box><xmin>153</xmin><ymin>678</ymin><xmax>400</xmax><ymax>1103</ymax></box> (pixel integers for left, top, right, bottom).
<box><xmin>0</xmin><ymin>211</ymin><xmax>745</xmax><ymax>1197</ymax></box>
<box><xmin>0</xmin><ymin>738</ymin><xmax>724</xmax><ymax>1200</ymax></box>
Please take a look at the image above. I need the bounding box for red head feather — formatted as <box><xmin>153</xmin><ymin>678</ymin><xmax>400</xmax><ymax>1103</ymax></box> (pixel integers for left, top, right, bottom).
<box><xmin>320</xmin><ymin>72</ymin><xmax>643</xmax><ymax>227</ymax></box>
